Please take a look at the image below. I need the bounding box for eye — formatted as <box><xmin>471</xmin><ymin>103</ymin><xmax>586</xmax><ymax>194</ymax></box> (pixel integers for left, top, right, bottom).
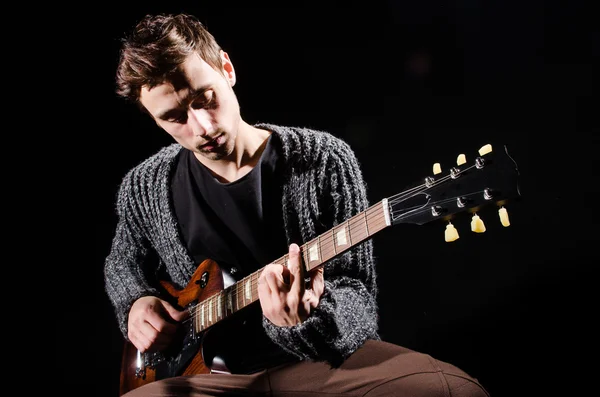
<box><xmin>191</xmin><ymin>90</ymin><xmax>216</xmax><ymax>110</ymax></box>
<box><xmin>167</xmin><ymin>112</ymin><xmax>188</xmax><ymax>124</ymax></box>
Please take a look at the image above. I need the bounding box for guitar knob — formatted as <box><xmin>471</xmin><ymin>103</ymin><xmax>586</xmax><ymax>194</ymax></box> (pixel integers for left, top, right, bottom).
<box><xmin>471</xmin><ymin>213</ymin><xmax>486</xmax><ymax>233</ymax></box>
<box><xmin>479</xmin><ymin>144</ymin><xmax>493</xmax><ymax>156</ymax></box>
<box><xmin>445</xmin><ymin>222</ymin><xmax>460</xmax><ymax>242</ymax></box>
<box><xmin>457</xmin><ymin>154</ymin><xmax>466</xmax><ymax>165</ymax></box>
<box><xmin>499</xmin><ymin>206</ymin><xmax>511</xmax><ymax>227</ymax></box>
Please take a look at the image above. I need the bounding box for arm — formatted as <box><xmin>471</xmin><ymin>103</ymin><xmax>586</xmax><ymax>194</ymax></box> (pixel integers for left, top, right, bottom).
<box><xmin>104</xmin><ymin>149</ymin><xmax>199</xmax><ymax>352</ymax></box>
<box><xmin>103</xmin><ymin>173</ymin><xmax>163</xmax><ymax>339</ymax></box>
<box><xmin>262</xmin><ymin>136</ymin><xmax>380</xmax><ymax>366</ymax></box>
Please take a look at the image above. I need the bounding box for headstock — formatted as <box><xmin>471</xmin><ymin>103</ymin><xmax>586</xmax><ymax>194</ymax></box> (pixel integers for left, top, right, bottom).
<box><xmin>386</xmin><ymin>143</ymin><xmax>520</xmax><ymax>242</ymax></box>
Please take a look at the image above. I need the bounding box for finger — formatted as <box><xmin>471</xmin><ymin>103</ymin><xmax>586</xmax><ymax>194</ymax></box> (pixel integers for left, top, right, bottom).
<box><xmin>163</xmin><ymin>300</ymin><xmax>189</xmax><ymax>321</ymax></box>
<box><xmin>259</xmin><ymin>267</ymin><xmax>289</xmax><ymax>323</ymax></box>
<box><xmin>265</xmin><ymin>269</ymin><xmax>287</xmax><ymax>299</ymax></box>
<box><xmin>129</xmin><ymin>320</ymin><xmax>156</xmax><ymax>352</ymax></box>
<box><xmin>287</xmin><ymin>243</ymin><xmax>305</xmax><ymax>299</ymax></box>
<box><xmin>144</xmin><ymin>308</ymin><xmax>177</xmax><ymax>335</ymax></box>
<box><xmin>257</xmin><ymin>270</ymin><xmax>269</xmax><ymax>294</ymax></box>
<box><xmin>310</xmin><ymin>267</ymin><xmax>325</xmax><ymax>298</ymax></box>
<box><xmin>257</xmin><ymin>266</ymin><xmax>276</xmax><ymax>304</ymax></box>
<box><xmin>304</xmin><ymin>268</ymin><xmax>324</xmax><ymax>308</ymax></box>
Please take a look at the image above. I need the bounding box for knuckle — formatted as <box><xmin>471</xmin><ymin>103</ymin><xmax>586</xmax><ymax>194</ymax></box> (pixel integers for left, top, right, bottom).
<box><xmin>274</xmin><ymin>301</ymin><xmax>286</xmax><ymax>314</ymax></box>
<box><xmin>287</xmin><ymin>295</ymin><xmax>299</xmax><ymax>309</ymax></box>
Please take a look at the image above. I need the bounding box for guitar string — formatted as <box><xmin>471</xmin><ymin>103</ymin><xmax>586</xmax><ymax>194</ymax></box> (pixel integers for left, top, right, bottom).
<box><xmin>183</xmin><ymin>201</ymin><xmax>394</xmax><ymax>322</ymax></box>
<box><xmin>185</xmin><ymin>192</ymin><xmax>485</xmax><ymax>330</ymax></box>
<box><xmin>183</xmin><ymin>205</ymin><xmax>394</xmax><ymax>328</ymax></box>
<box><xmin>184</xmin><ymin>204</ymin><xmax>417</xmax><ymax>329</ymax></box>
<box><xmin>184</xmin><ymin>193</ymin><xmax>486</xmax><ymax>329</ymax></box>
<box><xmin>185</xmin><ymin>164</ymin><xmax>485</xmax><ymax>327</ymax></box>
<box><xmin>184</xmin><ymin>173</ymin><xmax>485</xmax><ymax>328</ymax></box>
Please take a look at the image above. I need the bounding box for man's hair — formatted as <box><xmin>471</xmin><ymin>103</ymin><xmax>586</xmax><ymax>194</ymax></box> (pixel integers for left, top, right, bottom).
<box><xmin>116</xmin><ymin>13</ymin><xmax>223</xmax><ymax>103</ymax></box>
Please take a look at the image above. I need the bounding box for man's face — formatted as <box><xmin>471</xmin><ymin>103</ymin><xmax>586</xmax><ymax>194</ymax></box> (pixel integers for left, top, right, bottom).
<box><xmin>140</xmin><ymin>52</ymin><xmax>240</xmax><ymax>161</ymax></box>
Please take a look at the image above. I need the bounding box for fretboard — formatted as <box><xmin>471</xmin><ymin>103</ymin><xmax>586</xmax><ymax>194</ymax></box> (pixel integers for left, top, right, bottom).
<box><xmin>192</xmin><ymin>199</ymin><xmax>391</xmax><ymax>333</ymax></box>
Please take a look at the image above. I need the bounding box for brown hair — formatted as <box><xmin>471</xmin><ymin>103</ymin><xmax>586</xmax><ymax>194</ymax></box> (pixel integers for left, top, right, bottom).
<box><xmin>116</xmin><ymin>13</ymin><xmax>223</xmax><ymax>103</ymax></box>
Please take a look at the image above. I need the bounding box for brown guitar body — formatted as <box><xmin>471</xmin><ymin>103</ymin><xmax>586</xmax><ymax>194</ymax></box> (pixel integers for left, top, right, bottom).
<box><xmin>119</xmin><ymin>258</ymin><xmax>225</xmax><ymax>396</ymax></box>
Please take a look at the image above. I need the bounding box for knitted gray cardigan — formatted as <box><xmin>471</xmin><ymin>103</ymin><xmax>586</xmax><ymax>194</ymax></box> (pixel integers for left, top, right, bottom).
<box><xmin>104</xmin><ymin>123</ymin><xmax>380</xmax><ymax>366</ymax></box>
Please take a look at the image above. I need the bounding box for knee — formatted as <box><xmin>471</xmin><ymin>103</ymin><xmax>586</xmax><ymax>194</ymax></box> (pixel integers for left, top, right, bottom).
<box><xmin>444</xmin><ymin>373</ymin><xmax>490</xmax><ymax>397</ymax></box>
<box><xmin>363</xmin><ymin>372</ymin><xmax>489</xmax><ymax>397</ymax></box>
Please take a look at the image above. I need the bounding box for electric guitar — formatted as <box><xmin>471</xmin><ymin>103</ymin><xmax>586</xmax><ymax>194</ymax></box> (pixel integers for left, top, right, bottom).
<box><xmin>119</xmin><ymin>143</ymin><xmax>521</xmax><ymax>395</ymax></box>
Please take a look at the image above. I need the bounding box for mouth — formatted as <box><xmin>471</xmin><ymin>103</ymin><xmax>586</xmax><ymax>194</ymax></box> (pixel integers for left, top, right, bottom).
<box><xmin>200</xmin><ymin>133</ymin><xmax>224</xmax><ymax>150</ymax></box>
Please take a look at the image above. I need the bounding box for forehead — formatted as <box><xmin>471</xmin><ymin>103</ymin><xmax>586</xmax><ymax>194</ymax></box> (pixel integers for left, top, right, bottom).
<box><xmin>140</xmin><ymin>53</ymin><xmax>220</xmax><ymax>112</ymax></box>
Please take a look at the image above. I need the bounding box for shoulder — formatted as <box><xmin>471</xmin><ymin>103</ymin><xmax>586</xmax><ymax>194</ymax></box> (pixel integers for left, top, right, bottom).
<box><xmin>256</xmin><ymin>123</ymin><xmax>356</xmax><ymax>164</ymax></box>
<box><xmin>117</xmin><ymin>143</ymin><xmax>183</xmax><ymax>197</ymax></box>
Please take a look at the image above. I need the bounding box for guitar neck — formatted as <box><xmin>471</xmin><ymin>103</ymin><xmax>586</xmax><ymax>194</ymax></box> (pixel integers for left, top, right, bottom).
<box><xmin>191</xmin><ymin>199</ymin><xmax>392</xmax><ymax>333</ymax></box>
<box><xmin>299</xmin><ymin>199</ymin><xmax>392</xmax><ymax>271</ymax></box>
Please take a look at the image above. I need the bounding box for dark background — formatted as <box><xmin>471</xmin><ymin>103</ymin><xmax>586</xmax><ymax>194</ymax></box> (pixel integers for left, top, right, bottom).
<box><xmin>60</xmin><ymin>1</ymin><xmax>596</xmax><ymax>396</ymax></box>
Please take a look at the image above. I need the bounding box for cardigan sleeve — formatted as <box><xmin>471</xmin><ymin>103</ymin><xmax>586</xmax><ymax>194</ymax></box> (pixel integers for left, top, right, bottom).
<box><xmin>103</xmin><ymin>171</ymin><xmax>162</xmax><ymax>339</ymax></box>
<box><xmin>262</xmin><ymin>132</ymin><xmax>380</xmax><ymax>366</ymax></box>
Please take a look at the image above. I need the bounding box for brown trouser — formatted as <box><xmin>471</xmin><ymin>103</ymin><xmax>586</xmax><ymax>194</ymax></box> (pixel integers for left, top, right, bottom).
<box><xmin>123</xmin><ymin>340</ymin><xmax>490</xmax><ymax>396</ymax></box>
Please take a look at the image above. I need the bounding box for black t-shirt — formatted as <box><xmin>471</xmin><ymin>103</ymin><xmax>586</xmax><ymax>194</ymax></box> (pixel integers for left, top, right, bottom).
<box><xmin>170</xmin><ymin>135</ymin><xmax>295</xmax><ymax>373</ymax></box>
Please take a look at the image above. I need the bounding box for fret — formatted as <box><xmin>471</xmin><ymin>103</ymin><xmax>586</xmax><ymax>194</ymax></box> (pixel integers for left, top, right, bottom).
<box><xmin>255</xmin><ymin>272</ymin><xmax>260</xmax><ymax>300</ymax></box>
<box><xmin>367</xmin><ymin>202</ymin><xmax>387</xmax><ymax>234</ymax></box>
<box><xmin>318</xmin><ymin>235</ymin><xmax>323</xmax><ymax>263</ymax></box>
<box><xmin>217</xmin><ymin>293</ymin><xmax>223</xmax><ymax>319</ymax></box>
<box><xmin>200</xmin><ymin>302</ymin><xmax>205</xmax><ymax>330</ymax></box>
<box><xmin>240</xmin><ymin>279</ymin><xmax>244</xmax><ymax>307</ymax></box>
<box><xmin>332</xmin><ymin>229</ymin><xmax>337</xmax><ymax>255</ymax></box>
<box><xmin>254</xmin><ymin>271</ymin><xmax>260</xmax><ymax>301</ymax></box>
<box><xmin>347</xmin><ymin>219</ymin><xmax>352</xmax><ymax>245</ymax></box>
<box><xmin>251</xmin><ymin>273</ymin><xmax>258</xmax><ymax>301</ymax></box>
<box><xmin>349</xmin><ymin>215</ymin><xmax>367</xmax><ymax>243</ymax></box>
<box><xmin>244</xmin><ymin>277</ymin><xmax>251</xmax><ymax>302</ymax></box>
<box><xmin>235</xmin><ymin>284</ymin><xmax>241</xmax><ymax>312</ymax></box>
<box><xmin>226</xmin><ymin>289</ymin><xmax>233</xmax><ymax>315</ymax></box>
<box><xmin>320</xmin><ymin>233</ymin><xmax>333</xmax><ymax>263</ymax></box>
<box><xmin>194</xmin><ymin>305</ymin><xmax>200</xmax><ymax>331</ymax></box>
<box><xmin>308</xmin><ymin>240</ymin><xmax>320</xmax><ymax>263</ymax></box>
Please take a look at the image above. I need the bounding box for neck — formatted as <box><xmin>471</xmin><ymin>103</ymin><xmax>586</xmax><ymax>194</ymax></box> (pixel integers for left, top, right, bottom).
<box><xmin>198</xmin><ymin>122</ymin><xmax>271</xmax><ymax>183</ymax></box>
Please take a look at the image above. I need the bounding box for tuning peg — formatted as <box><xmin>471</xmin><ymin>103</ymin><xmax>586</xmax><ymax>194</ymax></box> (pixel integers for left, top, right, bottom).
<box><xmin>471</xmin><ymin>213</ymin><xmax>486</xmax><ymax>233</ymax></box>
<box><xmin>445</xmin><ymin>222</ymin><xmax>460</xmax><ymax>242</ymax></box>
<box><xmin>433</xmin><ymin>162</ymin><xmax>442</xmax><ymax>175</ymax></box>
<box><xmin>478</xmin><ymin>144</ymin><xmax>493</xmax><ymax>156</ymax></box>
<box><xmin>457</xmin><ymin>154</ymin><xmax>466</xmax><ymax>165</ymax></box>
<box><xmin>499</xmin><ymin>206</ymin><xmax>510</xmax><ymax>227</ymax></box>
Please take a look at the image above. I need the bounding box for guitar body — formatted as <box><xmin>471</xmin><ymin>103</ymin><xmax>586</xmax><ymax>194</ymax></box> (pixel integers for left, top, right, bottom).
<box><xmin>119</xmin><ymin>258</ymin><xmax>226</xmax><ymax>396</ymax></box>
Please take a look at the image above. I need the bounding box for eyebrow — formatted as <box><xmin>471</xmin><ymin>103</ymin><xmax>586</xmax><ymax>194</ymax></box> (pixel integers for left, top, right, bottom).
<box><xmin>155</xmin><ymin>84</ymin><xmax>212</xmax><ymax>120</ymax></box>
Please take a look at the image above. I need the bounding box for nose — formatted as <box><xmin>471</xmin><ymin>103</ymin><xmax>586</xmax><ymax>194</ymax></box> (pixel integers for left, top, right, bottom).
<box><xmin>188</xmin><ymin>108</ymin><xmax>215</xmax><ymax>137</ymax></box>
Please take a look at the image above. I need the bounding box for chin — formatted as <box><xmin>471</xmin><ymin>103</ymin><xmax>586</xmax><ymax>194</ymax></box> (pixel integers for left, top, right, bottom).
<box><xmin>204</xmin><ymin>152</ymin><xmax>226</xmax><ymax>161</ymax></box>
<box><xmin>201</xmin><ymin>147</ymin><xmax>231</xmax><ymax>161</ymax></box>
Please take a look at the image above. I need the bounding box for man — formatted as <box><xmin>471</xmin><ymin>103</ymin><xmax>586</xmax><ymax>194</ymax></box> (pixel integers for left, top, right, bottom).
<box><xmin>105</xmin><ymin>12</ymin><xmax>489</xmax><ymax>396</ymax></box>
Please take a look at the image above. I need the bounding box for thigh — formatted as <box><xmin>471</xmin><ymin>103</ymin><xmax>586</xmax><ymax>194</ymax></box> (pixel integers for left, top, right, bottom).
<box><xmin>121</xmin><ymin>371</ymin><xmax>271</xmax><ymax>397</ymax></box>
<box><xmin>122</xmin><ymin>341</ymin><xmax>489</xmax><ymax>397</ymax></box>
<box><xmin>266</xmin><ymin>340</ymin><xmax>489</xmax><ymax>397</ymax></box>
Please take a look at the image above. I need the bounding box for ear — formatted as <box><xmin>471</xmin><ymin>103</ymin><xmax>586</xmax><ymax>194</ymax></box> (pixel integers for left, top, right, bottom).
<box><xmin>221</xmin><ymin>51</ymin><xmax>236</xmax><ymax>87</ymax></box>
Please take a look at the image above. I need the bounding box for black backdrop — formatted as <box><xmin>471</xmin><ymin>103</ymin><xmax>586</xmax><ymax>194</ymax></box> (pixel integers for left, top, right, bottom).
<box><xmin>59</xmin><ymin>1</ymin><xmax>596</xmax><ymax>396</ymax></box>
